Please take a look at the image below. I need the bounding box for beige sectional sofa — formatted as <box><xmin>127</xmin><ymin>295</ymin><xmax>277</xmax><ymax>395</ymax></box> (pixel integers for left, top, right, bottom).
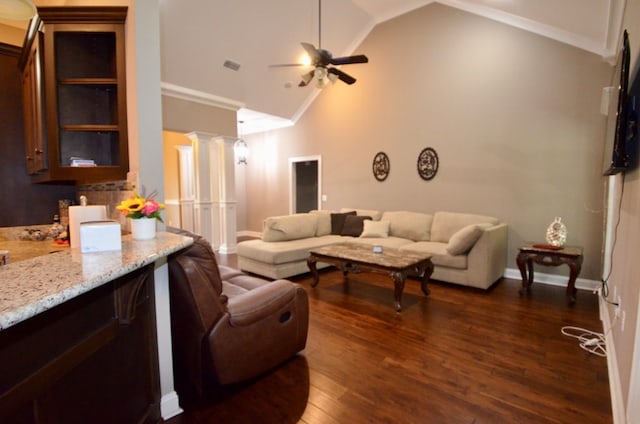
<box><xmin>237</xmin><ymin>208</ymin><xmax>508</xmax><ymax>289</ymax></box>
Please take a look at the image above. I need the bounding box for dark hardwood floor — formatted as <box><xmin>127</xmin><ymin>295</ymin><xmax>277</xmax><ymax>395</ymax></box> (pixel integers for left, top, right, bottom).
<box><xmin>167</xmin><ymin>254</ymin><xmax>611</xmax><ymax>424</ymax></box>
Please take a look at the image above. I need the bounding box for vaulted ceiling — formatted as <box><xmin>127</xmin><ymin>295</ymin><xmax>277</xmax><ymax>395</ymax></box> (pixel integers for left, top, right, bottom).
<box><xmin>2</xmin><ymin>0</ymin><xmax>625</xmax><ymax>133</ymax></box>
<box><xmin>158</xmin><ymin>0</ymin><xmax>623</xmax><ymax>133</ymax></box>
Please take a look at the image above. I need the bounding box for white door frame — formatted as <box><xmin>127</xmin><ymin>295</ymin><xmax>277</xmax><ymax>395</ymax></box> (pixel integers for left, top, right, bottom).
<box><xmin>289</xmin><ymin>155</ymin><xmax>322</xmax><ymax>214</ymax></box>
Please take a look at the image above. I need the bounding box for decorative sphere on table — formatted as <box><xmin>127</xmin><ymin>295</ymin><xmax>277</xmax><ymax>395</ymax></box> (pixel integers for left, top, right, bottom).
<box><xmin>545</xmin><ymin>217</ymin><xmax>567</xmax><ymax>247</ymax></box>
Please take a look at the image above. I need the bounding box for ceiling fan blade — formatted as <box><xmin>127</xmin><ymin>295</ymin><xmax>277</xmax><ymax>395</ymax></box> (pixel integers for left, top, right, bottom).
<box><xmin>301</xmin><ymin>42</ymin><xmax>321</xmax><ymax>64</ymax></box>
<box><xmin>299</xmin><ymin>69</ymin><xmax>315</xmax><ymax>87</ymax></box>
<box><xmin>330</xmin><ymin>54</ymin><xmax>369</xmax><ymax>66</ymax></box>
<box><xmin>328</xmin><ymin>67</ymin><xmax>356</xmax><ymax>85</ymax></box>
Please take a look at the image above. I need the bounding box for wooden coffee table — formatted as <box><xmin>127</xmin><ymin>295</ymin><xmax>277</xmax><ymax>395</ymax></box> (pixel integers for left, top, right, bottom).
<box><xmin>307</xmin><ymin>242</ymin><xmax>433</xmax><ymax>312</ymax></box>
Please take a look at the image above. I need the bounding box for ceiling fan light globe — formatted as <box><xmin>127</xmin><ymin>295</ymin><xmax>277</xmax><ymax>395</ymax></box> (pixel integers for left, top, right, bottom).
<box><xmin>314</xmin><ymin>67</ymin><xmax>327</xmax><ymax>79</ymax></box>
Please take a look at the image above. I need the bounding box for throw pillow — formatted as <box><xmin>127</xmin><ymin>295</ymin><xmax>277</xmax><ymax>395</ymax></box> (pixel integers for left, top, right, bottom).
<box><xmin>331</xmin><ymin>211</ymin><xmax>357</xmax><ymax>235</ymax></box>
<box><xmin>310</xmin><ymin>210</ymin><xmax>332</xmax><ymax>236</ymax></box>
<box><xmin>446</xmin><ymin>224</ymin><xmax>485</xmax><ymax>255</ymax></box>
<box><xmin>360</xmin><ymin>220</ymin><xmax>390</xmax><ymax>238</ymax></box>
<box><xmin>341</xmin><ymin>215</ymin><xmax>372</xmax><ymax>237</ymax></box>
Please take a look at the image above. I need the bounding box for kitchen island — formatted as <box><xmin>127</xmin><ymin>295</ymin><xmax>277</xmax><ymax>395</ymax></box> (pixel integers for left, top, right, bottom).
<box><xmin>0</xmin><ymin>231</ymin><xmax>193</xmax><ymax>423</ymax></box>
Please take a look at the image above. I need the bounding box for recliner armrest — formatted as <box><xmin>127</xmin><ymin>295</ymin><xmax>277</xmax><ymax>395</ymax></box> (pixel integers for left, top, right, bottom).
<box><xmin>226</xmin><ymin>280</ymin><xmax>298</xmax><ymax>326</ymax></box>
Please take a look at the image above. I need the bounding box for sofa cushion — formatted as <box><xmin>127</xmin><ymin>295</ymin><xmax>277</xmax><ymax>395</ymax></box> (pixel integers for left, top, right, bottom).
<box><xmin>341</xmin><ymin>215</ymin><xmax>372</xmax><ymax>237</ymax></box>
<box><xmin>309</xmin><ymin>210</ymin><xmax>332</xmax><ymax>236</ymax></box>
<box><xmin>360</xmin><ymin>220</ymin><xmax>390</xmax><ymax>238</ymax></box>
<box><xmin>340</xmin><ymin>208</ymin><xmax>382</xmax><ymax>221</ymax></box>
<box><xmin>238</xmin><ymin>235</ymin><xmax>344</xmax><ymax>265</ymax></box>
<box><xmin>400</xmin><ymin>242</ymin><xmax>468</xmax><ymax>269</ymax></box>
<box><xmin>262</xmin><ymin>213</ymin><xmax>318</xmax><ymax>242</ymax></box>
<box><xmin>446</xmin><ymin>224</ymin><xmax>488</xmax><ymax>255</ymax></box>
<box><xmin>381</xmin><ymin>211</ymin><xmax>433</xmax><ymax>241</ymax></box>
<box><xmin>430</xmin><ymin>212</ymin><xmax>499</xmax><ymax>243</ymax></box>
<box><xmin>331</xmin><ymin>211</ymin><xmax>357</xmax><ymax>235</ymax></box>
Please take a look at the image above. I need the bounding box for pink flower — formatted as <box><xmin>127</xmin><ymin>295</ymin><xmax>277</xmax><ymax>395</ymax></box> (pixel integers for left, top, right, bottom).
<box><xmin>141</xmin><ymin>199</ymin><xmax>161</xmax><ymax>216</ymax></box>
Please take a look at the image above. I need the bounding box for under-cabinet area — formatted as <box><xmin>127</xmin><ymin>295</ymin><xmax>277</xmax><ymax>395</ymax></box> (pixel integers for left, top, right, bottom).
<box><xmin>0</xmin><ymin>232</ymin><xmax>194</xmax><ymax>423</ymax></box>
<box><xmin>18</xmin><ymin>7</ymin><xmax>129</xmax><ymax>183</ymax></box>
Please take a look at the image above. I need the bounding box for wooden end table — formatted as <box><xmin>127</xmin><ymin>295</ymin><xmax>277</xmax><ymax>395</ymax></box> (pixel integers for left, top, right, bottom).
<box><xmin>307</xmin><ymin>242</ymin><xmax>433</xmax><ymax>312</ymax></box>
<box><xmin>516</xmin><ymin>244</ymin><xmax>584</xmax><ymax>303</ymax></box>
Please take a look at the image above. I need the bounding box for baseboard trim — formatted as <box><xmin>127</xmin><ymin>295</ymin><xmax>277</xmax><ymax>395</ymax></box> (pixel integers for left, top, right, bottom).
<box><xmin>503</xmin><ymin>267</ymin><xmax>600</xmax><ymax>291</ymax></box>
<box><xmin>599</xmin><ymin>295</ymin><xmax>625</xmax><ymax>424</ymax></box>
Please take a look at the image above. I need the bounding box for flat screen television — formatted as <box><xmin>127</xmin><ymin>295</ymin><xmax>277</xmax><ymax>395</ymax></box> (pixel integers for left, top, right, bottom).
<box><xmin>603</xmin><ymin>30</ymin><xmax>632</xmax><ymax>176</ymax></box>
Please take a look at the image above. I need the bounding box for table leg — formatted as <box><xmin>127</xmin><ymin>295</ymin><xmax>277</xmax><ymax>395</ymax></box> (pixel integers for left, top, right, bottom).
<box><xmin>516</xmin><ymin>252</ymin><xmax>529</xmax><ymax>294</ymax></box>
<box><xmin>526</xmin><ymin>259</ymin><xmax>534</xmax><ymax>286</ymax></box>
<box><xmin>420</xmin><ymin>262</ymin><xmax>433</xmax><ymax>296</ymax></box>
<box><xmin>390</xmin><ymin>271</ymin><xmax>406</xmax><ymax>312</ymax></box>
<box><xmin>307</xmin><ymin>256</ymin><xmax>320</xmax><ymax>288</ymax></box>
<box><xmin>340</xmin><ymin>262</ymin><xmax>352</xmax><ymax>281</ymax></box>
<box><xmin>566</xmin><ymin>258</ymin><xmax>583</xmax><ymax>304</ymax></box>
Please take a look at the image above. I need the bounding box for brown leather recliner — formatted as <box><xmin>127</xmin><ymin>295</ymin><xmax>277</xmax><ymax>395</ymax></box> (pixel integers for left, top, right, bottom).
<box><xmin>166</xmin><ymin>229</ymin><xmax>309</xmax><ymax>396</ymax></box>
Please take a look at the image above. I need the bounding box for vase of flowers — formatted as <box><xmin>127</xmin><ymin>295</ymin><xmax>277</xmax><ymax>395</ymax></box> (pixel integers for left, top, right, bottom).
<box><xmin>116</xmin><ymin>189</ymin><xmax>164</xmax><ymax>240</ymax></box>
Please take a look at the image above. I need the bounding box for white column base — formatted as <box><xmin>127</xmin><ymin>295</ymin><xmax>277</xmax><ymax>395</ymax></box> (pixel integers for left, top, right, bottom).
<box><xmin>153</xmin><ymin>258</ymin><xmax>183</xmax><ymax>420</ymax></box>
<box><xmin>160</xmin><ymin>391</ymin><xmax>183</xmax><ymax>420</ymax></box>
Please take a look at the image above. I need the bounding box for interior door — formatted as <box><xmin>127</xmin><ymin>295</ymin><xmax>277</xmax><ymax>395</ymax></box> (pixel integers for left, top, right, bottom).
<box><xmin>290</xmin><ymin>156</ymin><xmax>321</xmax><ymax>214</ymax></box>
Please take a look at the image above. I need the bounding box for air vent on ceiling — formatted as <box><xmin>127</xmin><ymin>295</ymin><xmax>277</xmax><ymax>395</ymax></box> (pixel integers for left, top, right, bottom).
<box><xmin>223</xmin><ymin>59</ymin><xmax>241</xmax><ymax>71</ymax></box>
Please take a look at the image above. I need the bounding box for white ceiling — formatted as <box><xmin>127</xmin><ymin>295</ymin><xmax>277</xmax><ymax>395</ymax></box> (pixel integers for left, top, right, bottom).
<box><xmin>4</xmin><ymin>0</ymin><xmax>624</xmax><ymax>134</ymax></box>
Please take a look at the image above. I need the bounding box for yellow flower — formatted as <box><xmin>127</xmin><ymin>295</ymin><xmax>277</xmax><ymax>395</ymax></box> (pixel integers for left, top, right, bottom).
<box><xmin>115</xmin><ymin>189</ymin><xmax>165</xmax><ymax>222</ymax></box>
<box><xmin>116</xmin><ymin>197</ymin><xmax>145</xmax><ymax>214</ymax></box>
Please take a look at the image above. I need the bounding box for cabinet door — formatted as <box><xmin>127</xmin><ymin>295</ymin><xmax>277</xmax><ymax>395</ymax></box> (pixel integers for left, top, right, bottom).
<box><xmin>20</xmin><ymin>32</ymin><xmax>46</xmax><ymax>175</ymax></box>
<box><xmin>22</xmin><ymin>6</ymin><xmax>130</xmax><ymax>184</ymax></box>
<box><xmin>42</xmin><ymin>22</ymin><xmax>128</xmax><ymax>182</ymax></box>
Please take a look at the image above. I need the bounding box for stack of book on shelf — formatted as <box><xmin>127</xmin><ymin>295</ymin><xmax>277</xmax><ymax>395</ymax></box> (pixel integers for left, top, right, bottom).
<box><xmin>70</xmin><ymin>157</ymin><xmax>96</xmax><ymax>167</ymax></box>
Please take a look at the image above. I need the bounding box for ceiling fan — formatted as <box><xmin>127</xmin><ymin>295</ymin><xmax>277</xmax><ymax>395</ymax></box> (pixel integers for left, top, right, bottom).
<box><xmin>270</xmin><ymin>0</ymin><xmax>368</xmax><ymax>88</ymax></box>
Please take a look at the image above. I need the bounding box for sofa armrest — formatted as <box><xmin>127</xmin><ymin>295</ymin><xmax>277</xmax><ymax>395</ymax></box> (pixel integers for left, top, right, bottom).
<box><xmin>226</xmin><ymin>280</ymin><xmax>297</xmax><ymax>326</ymax></box>
<box><xmin>466</xmin><ymin>223</ymin><xmax>508</xmax><ymax>288</ymax></box>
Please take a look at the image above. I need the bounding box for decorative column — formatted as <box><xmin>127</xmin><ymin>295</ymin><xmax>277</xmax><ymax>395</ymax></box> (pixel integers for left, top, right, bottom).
<box><xmin>216</xmin><ymin>136</ymin><xmax>238</xmax><ymax>254</ymax></box>
<box><xmin>186</xmin><ymin>132</ymin><xmax>221</xmax><ymax>249</ymax></box>
<box><xmin>175</xmin><ymin>145</ymin><xmax>195</xmax><ymax>232</ymax></box>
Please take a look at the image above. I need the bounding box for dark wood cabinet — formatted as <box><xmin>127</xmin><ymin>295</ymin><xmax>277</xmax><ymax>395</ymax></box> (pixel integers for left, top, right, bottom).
<box><xmin>0</xmin><ymin>265</ymin><xmax>161</xmax><ymax>423</ymax></box>
<box><xmin>19</xmin><ymin>7</ymin><xmax>129</xmax><ymax>183</ymax></box>
<box><xmin>20</xmin><ymin>26</ymin><xmax>46</xmax><ymax>175</ymax></box>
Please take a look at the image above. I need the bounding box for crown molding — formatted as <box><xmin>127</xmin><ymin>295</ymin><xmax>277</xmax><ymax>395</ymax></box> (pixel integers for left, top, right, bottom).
<box><xmin>438</xmin><ymin>0</ymin><xmax>607</xmax><ymax>58</ymax></box>
<box><xmin>161</xmin><ymin>82</ymin><xmax>245</xmax><ymax>111</ymax></box>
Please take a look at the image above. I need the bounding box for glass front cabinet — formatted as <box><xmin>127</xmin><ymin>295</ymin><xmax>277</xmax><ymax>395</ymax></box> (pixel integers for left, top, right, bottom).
<box><xmin>19</xmin><ymin>7</ymin><xmax>129</xmax><ymax>183</ymax></box>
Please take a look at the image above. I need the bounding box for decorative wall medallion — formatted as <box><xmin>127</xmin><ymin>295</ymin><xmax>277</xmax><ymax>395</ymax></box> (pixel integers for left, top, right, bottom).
<box><xmin>417</xmin><ymin>147</ymin><xmax>439</xmax><ymax>181</ymax></box>
<box><xmin>372</xmin><ymin>152</ymin><xmax>390</xmax><ymax>181</ymax></box>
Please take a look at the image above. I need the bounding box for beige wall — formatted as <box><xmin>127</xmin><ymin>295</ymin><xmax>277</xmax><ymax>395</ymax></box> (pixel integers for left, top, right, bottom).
<box><xmin>161</xmin><ymin>95</ymin><xmax>237</xmax><ymax>135</ymax></box>
<box><xmin>162</xmin><ymin>130</ymin><xmax>191</xmax><ymax>228</ymax></box>
<box><xmin>0</xmin><ymin>23</ymin><xmax>28</xmax><ymax>46</ymax></box>
<box><xmin>242</xmin><ymin>3</ymin><xmax>611</xmax><ymax>281</ymax></box>
<box><xmin>606</xmin><ymin>0</ymin><xmax>640</xmax><ymax>419</ymax></box>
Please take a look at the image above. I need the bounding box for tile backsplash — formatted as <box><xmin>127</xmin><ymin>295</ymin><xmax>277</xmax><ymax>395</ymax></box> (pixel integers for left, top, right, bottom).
<box><xmin>77</xmin><ymin>180</ymin><xmax>135</xmax><ymax>228</ymax></box>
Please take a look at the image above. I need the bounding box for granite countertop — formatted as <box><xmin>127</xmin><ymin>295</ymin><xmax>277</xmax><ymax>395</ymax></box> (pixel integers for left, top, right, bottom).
<box><xmin>0</xmin><ymin>240</ymin><xmax>68</xmax><ymax>263</ymax></box>
<box><xmin>0</xmin><ymin>232</ymin><xmax>193</xmax><ymax>330</ymax></box>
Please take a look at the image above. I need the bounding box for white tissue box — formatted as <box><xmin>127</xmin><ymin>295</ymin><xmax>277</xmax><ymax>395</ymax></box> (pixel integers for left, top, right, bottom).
<box><xmin>79</xmin><ymin>221</ymin><xmax>122</xmax><ymax>253</ymax></box>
